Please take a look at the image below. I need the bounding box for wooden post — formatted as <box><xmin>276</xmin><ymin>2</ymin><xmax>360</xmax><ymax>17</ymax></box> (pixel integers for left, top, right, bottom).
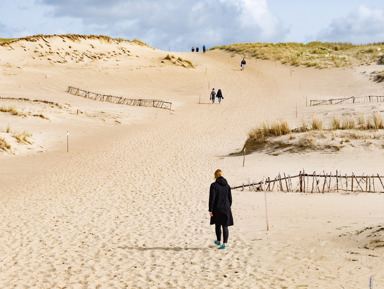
<box><xmin>279</xmin><ymin>174</ymin><xmax>283</xmax><ymax>192</ymax></box>
<box><xmin>328</xmin><ymin>172</ymin><xmax>332</xmax><ymax>191</ymax></box>
<box><xmin>311</xmin><ymin>172</ymin><xmax>315</xmax><ymax>193</ymax></box>
<box><xmin>271</xmin><ymin>178</ymin><xmax>276</xmax><ymax>192</ymax></box>
<box><xmin>322</xmin><ymin>174</ymin><xmax>327</xmax><ymax>193</ymax></box>
<box><xmin>264</xmin><ymin>190</ymin><xmax>269</xmax><ymax>231</ymax></box>
<box><xmin>377</xmin><ymin>174</ymin><xmax>384</xmax><ymax>191</ymax></box>
<box><xmin>352</xmin><ymin>173</ymin><xmax>364</xmax><ymax>191</ymax></box>
<box><xmin>351</xmin><ymin>175</ymin><xmax>354</xmax><ymax>192</ymax></box>
<box><xmin>336</xmin><ymin>170</ymin><xmax>339</xmax><ymax>192</ymax></box>
<box><xmin>299</xmin><ymin>171</ymin><xmax>303</xmax><ymax>192</ymax></box>
<box><xmin>284</xmin><ymin>173</ymin><xmax>289</xmax><ymax>191</ymax></box>
<box><xmin>66</xmin><ymin>131</ymin><xmax>69</xmax><ymax>153</ymax></box>
<box><xmin>372</xmin><ymin>175</ymin><xmax>375</xmax><ymax>193</ymax></box>
<box><xmin>345</xmin><ymin>174</ymin><xmax>348</xmax><ymax>191</ymax></box>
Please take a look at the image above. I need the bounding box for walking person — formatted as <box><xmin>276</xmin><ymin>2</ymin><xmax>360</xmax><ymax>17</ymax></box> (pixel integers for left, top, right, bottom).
<box><xmin>216</xmin><ymin>89</ymin><xmax>223</xmax><ymax>104</ymax></box>
<box><xmin>192</xmin><ymin>47</ymin><xmax>195</xmax><ymax>52</ymax></box>
<box><xmin>210</xmin><ymin>88</ymin><xmax>216</xmax><ymax>104</ymax></box>
<box><xmin>241</xmin><ymin>57</ymin><xmax>246</xmax><ymax>70</ymax></box>
<box><xmin>196</xmin><ymin>47</ymin><xmax>199</xmax><ymax>52</ymax></box>
<box><xmin>209</xmin><ymin>169</ymin><xmax>233</xmax><ymax>250</ymax></box>
<box><xmin>203</xmin><ymin>45</ymin><xmax>206</xmax><ymax>53</ymax></box>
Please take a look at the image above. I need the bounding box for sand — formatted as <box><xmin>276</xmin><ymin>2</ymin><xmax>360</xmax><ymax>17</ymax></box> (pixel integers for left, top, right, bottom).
<box><xmin>1</xmin><ymin>35</ymin><xmax>384</xmax><ymax>288</ymax></box>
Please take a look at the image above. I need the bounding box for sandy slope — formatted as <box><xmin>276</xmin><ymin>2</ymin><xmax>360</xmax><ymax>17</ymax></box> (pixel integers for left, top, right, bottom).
<box><xmin>1</xmin><ymin>36</ymin><xmax>384</xmax><ymax>288</ymax></box>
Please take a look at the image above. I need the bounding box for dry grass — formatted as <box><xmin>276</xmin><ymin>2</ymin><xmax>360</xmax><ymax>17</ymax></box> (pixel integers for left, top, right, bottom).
<box><xmin>212</xmin><ymin>42</ymin><xmax>384</xmax><ymax>68</ymax></box>
<box><xmin>244</xmin><ymin>113</ymin><xmax>384</xmax><ymax>154</ymax></box>
<box><xmin>0</xmin><ymin>105</ymin><xmax>20</xmax><ymax>115</ymax></box>
<box><xmin>248</xmin><ymin>120</ymin><xmax>291</xmax><ymax>140</ymax></box>
<box><xmin>331</xmin><ymin>116</ymin><xmax>341</xmax><ymax>130</ymax></box>
<box><xmin>311</xmin><ymin>117</ymin><xmax>323</xmax><ymax>130</ymax></box>
<box><xmin>12</xmin><ymin>131</ymin><xmax>32</xmax><ymax>144</ymax></box>
<box><xmin>341</xmin><ymin>117</ymin><xmax>356</xmax><ymax>130</ymax></box>
<box><xmin>0</xmin><ymin>137</ymin><xmax>11</xmax><ymax>151</ymax></box>
<box><xmin>371</xmin><ymin>71</ymin><xmax>384</xmax><ymax>83</ymax></box>
<box><xmin>0</xmin><ymin>104</ymin><xmax>50</xmax><ymax>119</ymax></box>
<box><xmin>162</xmin><ymin>54</ymin><xmax>195</xmax><ymax>68</ymax></box>
<box><xmin>0</xmin><ymin>34</ymin><xmax>154</xmax><ymax>49</ymax></box>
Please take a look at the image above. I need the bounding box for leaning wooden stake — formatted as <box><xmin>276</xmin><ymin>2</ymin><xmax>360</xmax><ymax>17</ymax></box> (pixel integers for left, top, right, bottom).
<box><xmin>264</xmin><ymin>190</ymin><xmax>269</xmax><ymax>231</ymax></box>
<box><xmin>377</xmin><ymin>174</ymin><xmax>384</xmax><ymax>191</ymax></box>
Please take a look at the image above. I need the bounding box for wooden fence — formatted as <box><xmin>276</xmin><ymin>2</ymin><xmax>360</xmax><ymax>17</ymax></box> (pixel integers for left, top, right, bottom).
<box><xmin>232</xmin><ymin>171</ymin><xmax>384</xmax><ymax>193</ymax></box>
<box><xmin>309</xmin><ymin>95</ymin><xmax>384</xmax><ymax>106</ymax></box>
<box><xmin>67</xmin><ymin>86</ymin><xmax>172</xmax><ymax>110</ymax></box>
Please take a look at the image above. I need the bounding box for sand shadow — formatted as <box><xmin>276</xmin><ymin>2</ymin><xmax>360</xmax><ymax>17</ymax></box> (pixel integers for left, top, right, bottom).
<box><xmin>118</xmin><ymin>246</ymin><xmax>211</xmax><ymax>251</ymax></box>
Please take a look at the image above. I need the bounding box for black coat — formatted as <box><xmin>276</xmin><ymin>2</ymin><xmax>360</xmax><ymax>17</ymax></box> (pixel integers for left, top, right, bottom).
<box><xmin>209</xmin><ymin>177</ymin><xmax>234</xmax><ymax>226</ymax></box>
<box><xmin>217</xmin><ymin>89</ymin><xmax>223</xmax><ymax>98</ymax></box>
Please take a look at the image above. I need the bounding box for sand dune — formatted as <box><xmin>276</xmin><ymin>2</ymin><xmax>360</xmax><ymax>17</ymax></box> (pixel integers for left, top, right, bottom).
<box><xmin>1</xmin><ymin>35</ymin><xmax>384</xmax><ymax>288</ymax></box>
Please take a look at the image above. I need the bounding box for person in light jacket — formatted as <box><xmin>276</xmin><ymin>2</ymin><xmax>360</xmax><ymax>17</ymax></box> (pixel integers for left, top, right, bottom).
<box><xmin>209</xmin><ymin>169</ymin><xmax>234</xmax><ymax>250</ymax></box>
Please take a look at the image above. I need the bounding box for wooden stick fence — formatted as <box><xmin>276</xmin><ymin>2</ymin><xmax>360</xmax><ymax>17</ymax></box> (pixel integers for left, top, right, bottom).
<box><xmin>67</xmin><ymin>86</ymin><xmax>172</xmax><ymax>110</ymax></box>
<box><xmin>232</xmin><ymin>171</ymin><xmax>384</xmax><ymax>193</ymax></box>
<box><xmin>309</xmin><ymin>95</ymin><xmax>384</xmax><ymax>106</ymax></box>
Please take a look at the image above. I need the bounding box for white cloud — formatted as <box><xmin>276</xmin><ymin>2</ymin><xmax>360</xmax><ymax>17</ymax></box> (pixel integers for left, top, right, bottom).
<box><xmin>36</xmin><ymin>0</ymin><xmax>288</xmax><ymax>50</ymax></box>
<box><xmin>317</xmin><ymin>5</ymin><xmax>384</xmax><ymax>44</ymax></box>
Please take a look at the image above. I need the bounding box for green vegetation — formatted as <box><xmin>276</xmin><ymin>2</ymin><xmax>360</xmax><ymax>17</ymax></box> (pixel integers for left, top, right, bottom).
<box><xmin>212</xmin><ymin>42</ymin><xmax>384</xmax><ymax>68</ymax></box>
<box><xmin>0</xmin><ymin>38</ymin><xmax>14</xmax><ymax>44</ymax></box>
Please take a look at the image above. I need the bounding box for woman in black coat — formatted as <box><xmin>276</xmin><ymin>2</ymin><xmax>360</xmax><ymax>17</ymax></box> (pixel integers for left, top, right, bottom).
<box><xmin>209</xmin><ymin>169</ymin><xmax>233</xmax><ymax>250</ymax></box>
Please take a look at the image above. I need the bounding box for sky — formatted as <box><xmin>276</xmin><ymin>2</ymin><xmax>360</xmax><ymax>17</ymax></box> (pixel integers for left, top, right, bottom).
<box><xmin>0</xmin><ymin>0</ymin><xmax>384</xmax><ymax>51</ymax></box>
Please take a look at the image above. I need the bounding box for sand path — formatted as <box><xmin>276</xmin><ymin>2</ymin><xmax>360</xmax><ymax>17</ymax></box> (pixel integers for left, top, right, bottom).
<box><xmin>1</xmin><ymin>50</ymin><xmax>384</xmax><ymax>288</ymax></box>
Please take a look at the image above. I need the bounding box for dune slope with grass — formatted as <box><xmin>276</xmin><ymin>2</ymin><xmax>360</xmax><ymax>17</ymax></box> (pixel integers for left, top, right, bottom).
<box><xmin>1</xmin><ymin>35</ymin><xmax>384</xmax><ymax>288</ymax></box>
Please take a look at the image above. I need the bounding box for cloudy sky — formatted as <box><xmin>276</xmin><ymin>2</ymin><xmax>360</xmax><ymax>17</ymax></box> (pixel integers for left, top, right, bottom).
<box><xmin>0</xmin><ymin>0</ymin><xmax>384</xmax><ymax>51</ymax></box>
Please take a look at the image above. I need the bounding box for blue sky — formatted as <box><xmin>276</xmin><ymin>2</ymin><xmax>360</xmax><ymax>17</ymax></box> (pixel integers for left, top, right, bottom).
<box><xmin>0</xmin><ymin>0</ymin><xmax>384</xmax><ymax>51</ymax></box>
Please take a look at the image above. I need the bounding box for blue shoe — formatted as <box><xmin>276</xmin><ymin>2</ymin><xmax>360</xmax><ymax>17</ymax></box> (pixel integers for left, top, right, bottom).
<box><xmin>214</xmin><ymin>240</ymin><xmax>221</xmax><ymax>246</ymax></box>
<box><xmin>218</xmin><ymin>245</ymin><xmax>227</xmax><ymax>250</ymax></box>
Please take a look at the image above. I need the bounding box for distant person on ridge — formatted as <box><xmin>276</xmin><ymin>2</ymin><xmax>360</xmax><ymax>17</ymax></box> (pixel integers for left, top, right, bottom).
<box><xmin>217</xmin><ymin>89</ymin><xmax>223</xmax><ymax>104</ymax></box>
<box><xmin>241</xmin><ymin>57</ymin><xmax>246</xmax><ymax>71</ymax></box>
<box><xmin>192</xmin><ymin>47</ymin><xmax>195</xmax><ymax>52</ymax></box>
<box><xmin>209</xmin><ymin>169</ymin><xmax>234</xmax><ymax>250</ymax></box>
<box><xmin>210</xmin><ymin>88</ymin><xmax>216</xmax><ymax>104</ymax></box>
<box><xmin>203</xmin><ymin>45</ymin><xmax>206</xmax><ymax>53</ymax></box>
<box><xmin>196</xmin><ymin>47</ymin><xmax>199</xmax><ymax>52</ymax></box>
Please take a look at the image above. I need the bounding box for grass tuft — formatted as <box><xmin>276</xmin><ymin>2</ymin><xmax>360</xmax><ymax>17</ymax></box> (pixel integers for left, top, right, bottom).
<box><xmin>0</xmin><ymin>137</ymin><xmax>11</xmax><ymax>151</ymax></box>
<box><xmin>12</xmin><ymin>131</ymin><xmax>32</xmax><ymax>144</ymax></box>
<box><xmin>311</xmin><ymin>117</ymin><xmax>323</xmax><ymax>130</ymax></box>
